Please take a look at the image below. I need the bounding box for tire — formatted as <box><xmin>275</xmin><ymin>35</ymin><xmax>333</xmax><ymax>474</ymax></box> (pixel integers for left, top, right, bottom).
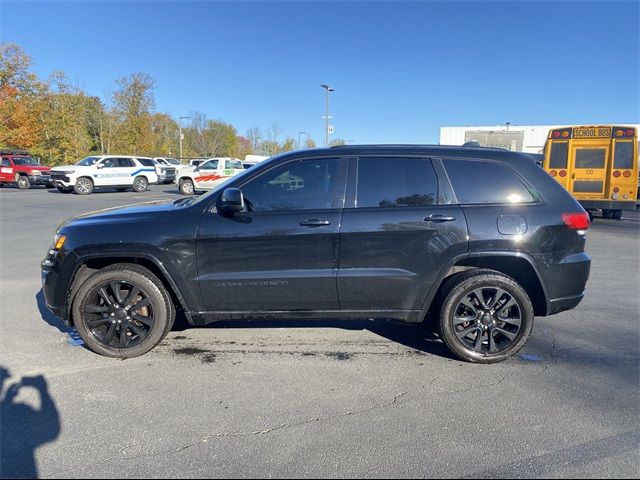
<box><xmin>179</xmin><ymin>178</ymin><xmax>194</xmax><ymax>195</ymax></box>
<box><xmin>72</xmin><ymin>264</ymin><xmax>175</xmax><ymax>358</ymax></box>
<box><xmin>116</xmin><ymin>187</ymin><xmax>128</xmax><ymax>192</ymax></box>
<box><xmin>74</xmin><ymin>177</ymin><xmax>94</xmax><ymax>195</ymax></box>
<box><xmin>588</xmin><ymin>211</ymin><xmax>594</xmax><ymax>222</ymax></box>
<box><xmin>612</xmin><ymin>210</ymin><xmax>622</xmax><ymax>220</ymax></box>
<box><xmin>439</xmin><ymin>270</ymin><xmax>534</xmax><ymax>364</ymax></box>
<box><xmin>132</xmin><ymin>176</ymin><xmax>148</xmax><ymax>192</ymax></box>
<box><xmin>16</xmin><ymin>175</ymin><xmax>30</xmax><ymax>190</ymax></box>
<box><xmin>46</xmin><ymin>183</ymin><xmax>54</xmax><ymax>189</ymax></box>
<box><xmin>57</xmin><ymin>186</ymin><xmax>73</xmax><ymax>193</ymax></box>
<box><xmin>602</xmin><ymin>209</ymin><xmax>613</xmax><ymax>219</ymax></box>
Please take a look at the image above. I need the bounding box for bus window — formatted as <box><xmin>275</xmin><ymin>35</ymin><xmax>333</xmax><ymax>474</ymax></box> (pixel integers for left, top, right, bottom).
<box><xmin>614</xmin><ymin>142</ymin><xmax>634</xmax><ymax>170</ymax></box>
<box><xmin>549</xmin><ymin>142</ymin><xmax>568</xmax><ymax>169</ymax></box>
<box><xmin>574</xmin><ymin>148</ymin><xmax>606</xmax><ymax>169</ymax></box>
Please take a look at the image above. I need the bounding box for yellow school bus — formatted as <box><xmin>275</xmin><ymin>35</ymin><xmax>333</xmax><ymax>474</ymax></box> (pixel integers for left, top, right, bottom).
<box><xmin>543</xmin><ymin>125</ymin><xmax>638</xmax><ymax>219</ymax></box>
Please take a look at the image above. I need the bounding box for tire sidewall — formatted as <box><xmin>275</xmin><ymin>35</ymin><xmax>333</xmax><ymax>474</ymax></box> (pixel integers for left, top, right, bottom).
<box><xmin>133</xmin><ymin>176</ymin><xmax>148</xmax><ymax>192</ymax></box>
<box><xmin>16</xmin><ymin>175</ymin><xmax>30</xmax><ymax>190</ymax></box>
<box><xmin>179</xmin><ymin>178</ymin><xmax>194</xmax><ymax>195</ymax></box>
<box><xmin>72</xmin><ymin>268</ymin><xmax>172</xmax><ymax>358</ymax></box>
<box><xmin>74</xmin><ymin>177</ymin><xmax>94</xmax><ymax>195</ymax></box>
<box><xmin>440</xmin><ymin>273</ymin><xmax>534</xmax><ymax>364</ymax></box>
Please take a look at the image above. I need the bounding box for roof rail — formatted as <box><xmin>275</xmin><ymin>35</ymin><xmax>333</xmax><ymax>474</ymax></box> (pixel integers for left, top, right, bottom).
<box><xmin>462</xmin><ymin>141</ymin><xmax>481</xmax><ymax>147</ymax></box>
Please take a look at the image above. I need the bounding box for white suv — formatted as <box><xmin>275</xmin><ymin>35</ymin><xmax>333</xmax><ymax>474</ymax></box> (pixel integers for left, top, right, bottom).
<box><xmin>50</xmin><ymin>156</ymin><xmax>159</xmax><ymax>195</ymax></box>
<box><xmin>176</xmin><ymin>157</ymin><xmax>244</xmax><ymax>195</ymax></box>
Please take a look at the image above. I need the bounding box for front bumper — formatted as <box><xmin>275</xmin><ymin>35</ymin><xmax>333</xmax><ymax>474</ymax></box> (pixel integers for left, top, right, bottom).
<box><xmin>29</xmin><ymin>174</ymin><xmax>52</xmax><ymax>185</ymax></box>
<box><xmin>158</xmin><ymin>173</ymin><xmax>176</xmax><ymax>183</ymax></box>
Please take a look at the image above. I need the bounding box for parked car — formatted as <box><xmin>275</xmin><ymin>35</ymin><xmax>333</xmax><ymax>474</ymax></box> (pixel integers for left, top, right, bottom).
<box><xmin>0</xmin><ymin>149</ymin><xmax>52</xmax><ymax>190</ymax></box>
<box><xmin>176</xmin><ymin>157</ymin><xmax>244</xmax><ymax>195</ymax></box>
<box><xmin>49</xmin><ymin>155</ymin><xmax>159</xmax><ymax>194</ymax></box>
<box><xmin>154</xmin><ymin>157</ymin><xmax>190</xmax><ymax>175</ymax></box>
<box><xmin>42</xmin><ymin>145</ymin><xmax>591</xmax><ymax>363</ymax></box>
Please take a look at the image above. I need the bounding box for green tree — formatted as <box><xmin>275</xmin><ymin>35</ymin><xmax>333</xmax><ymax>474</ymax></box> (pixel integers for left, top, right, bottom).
<box><xmin>280</xmin><ymin>137</ymin><xmax>295</xmax><ymax>152</ymax></box>
<box><xmin>151</xmin><ymin>113</ymin><xmax>178</xmax><ymax>155</ymax></box>
<box><xmin>110</xmin><ymin>73</ymin><xmax>155</xmax><ymax>154</ymax></box>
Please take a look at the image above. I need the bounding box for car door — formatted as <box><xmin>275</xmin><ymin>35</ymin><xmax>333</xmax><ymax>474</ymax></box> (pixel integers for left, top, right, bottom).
<box><xmin>94</xmin><ymin>157</ymin><xmax>121</xmax><ymax>186</ymax></box>
<box><xmin>0</xmin><ymin>158</ymin><xmax>13</xmax><ymax>182</ymax></box>
<box><xmin>194</xmin><ymin>159</ymin><xmax>219</xmax><ymax>190</ymax></box>
<box><xmin>337</xmin><ymin>156</ymin><xmax>468</xmax><ymax>313</ymax></box>
<box><xmin>196</xmin><ymin>156</ymin><xmax>347</xmax><ymax>312</ymax></box>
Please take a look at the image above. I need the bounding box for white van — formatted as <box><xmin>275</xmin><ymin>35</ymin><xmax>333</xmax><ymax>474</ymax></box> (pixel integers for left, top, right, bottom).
<box><xmin>50</xmin><ymin>155</ymin><xmax>159</xmax><ymax>194</ymax></box>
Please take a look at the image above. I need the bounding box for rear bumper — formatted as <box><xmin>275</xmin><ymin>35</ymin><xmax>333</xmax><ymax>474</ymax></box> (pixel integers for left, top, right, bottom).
<box><xmin>535</xmin><ymin>251</ymin><xmax>591</xmax><ymax>316</ymax></box>
<box><xmin>548</xmin><ymin>292</ymin><xmax>585</xmax><ymax>315</ymax></box>
<box><xmin>579</xmin><ymin>200</ymin><xmax>637</xmax><ymax>211</ymax></box>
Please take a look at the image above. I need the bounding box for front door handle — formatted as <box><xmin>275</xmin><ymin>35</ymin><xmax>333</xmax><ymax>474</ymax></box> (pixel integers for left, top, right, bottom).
<box><xmin>299</xmin><ymin>219</ymin><xmax>331</xmax><ymax>227</ymax></box>
<box><xmin>424</xmin><ymin>214</ymin><xmax>455</xmax><ymax>223</ymax></box>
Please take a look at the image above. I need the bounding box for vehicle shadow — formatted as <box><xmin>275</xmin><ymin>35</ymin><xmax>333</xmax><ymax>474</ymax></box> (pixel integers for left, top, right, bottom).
<box><xmin>0</xmin><ymin>367</ymin><xmax>61</xmax><ymax>479</ymax></box>
<box><xmin>36</xmin><ymin>290</ymin><xmax>71</xmax><ymax>334</ymax></box>
<box><xmin>171</xmin><ymin>311</ymin><xmax>457</xmax><ymax>360</ymax></box>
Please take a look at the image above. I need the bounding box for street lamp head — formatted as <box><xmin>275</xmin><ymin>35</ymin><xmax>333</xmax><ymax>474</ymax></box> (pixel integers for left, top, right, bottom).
<box><xmin>320</xmin><ymin>84</ymin><xmax>334</xmax><ymax>92</ymax></box>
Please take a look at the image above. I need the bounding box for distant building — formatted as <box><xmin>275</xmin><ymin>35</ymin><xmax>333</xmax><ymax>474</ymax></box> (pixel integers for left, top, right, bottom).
<box><xmin>439</xmin><ymin>124</ymin><xmax>640</xmax><ymax>154</ymax></box>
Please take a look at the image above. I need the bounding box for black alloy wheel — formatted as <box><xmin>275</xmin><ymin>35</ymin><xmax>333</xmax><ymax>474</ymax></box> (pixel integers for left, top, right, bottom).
<box><xmin>82</xmin><ymin>280</ymin><xmax>156</xmax><ymax>350</ymax></box>
<box><xmin>439</xmin><ymin>270</ymin><xmax>534</xmax><ymax>363</ymax></box>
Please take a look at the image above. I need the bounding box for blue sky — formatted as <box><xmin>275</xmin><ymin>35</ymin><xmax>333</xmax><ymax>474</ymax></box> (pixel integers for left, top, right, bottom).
<box><xmin>2</xmin><ymin>1</ymin><xmax>639</xmax><ymax>144</ymax></box>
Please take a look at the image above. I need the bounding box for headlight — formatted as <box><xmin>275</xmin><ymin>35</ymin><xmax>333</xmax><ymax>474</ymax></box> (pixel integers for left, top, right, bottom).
<box><xmin>54</xmin><ymin>234</ymin><xmax>67</xmax><ymax>250</ymax></box>
<box><xmin>30</xmin><ymin>170</ymin><xmax>41</xmax><ymax>175</ymax></box>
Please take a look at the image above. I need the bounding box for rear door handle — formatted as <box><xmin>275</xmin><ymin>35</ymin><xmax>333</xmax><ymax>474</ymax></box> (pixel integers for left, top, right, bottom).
<box><xmin>299</xmin><ymin>219</ymin><xmax>331</xmax><ymax>227</ymax></box>
<box><xmin>424</xmin><ymin>214</ymin><xmax>456</xmax><ymax>223</ymax></box>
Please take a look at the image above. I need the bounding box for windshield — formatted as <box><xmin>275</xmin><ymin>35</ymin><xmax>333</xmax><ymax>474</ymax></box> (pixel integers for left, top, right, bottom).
<box><xmin>167</xmin><ymin>159</ymin><xmax>181</xmax><ymax>165</ymax></box>
<box><xmin>12</xmin><ymin>156</ymin><xmax>40</xmax><ymax>166</ymax></box>
<box><xmin>76</xmin><ymin>156</ymin><xmax>101</xmax><ymax>166</ymax></box>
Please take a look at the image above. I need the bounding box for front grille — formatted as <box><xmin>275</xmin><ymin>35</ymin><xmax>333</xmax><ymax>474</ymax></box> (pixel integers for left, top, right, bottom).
<box><xmin>51</xmin><ymin>173</ymin><xmax>70</xmax><ymax>182</ymax></box>
<box><xmin>164</xmin><ymin>168</ymin><xmax>176</xmax><ymax>175</ymax></box>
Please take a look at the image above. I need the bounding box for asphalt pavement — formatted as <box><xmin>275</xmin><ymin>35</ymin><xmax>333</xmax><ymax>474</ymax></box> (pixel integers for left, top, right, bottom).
<box><xmin>0</xmin><ymin>184</ymin><xmax>638</xmax><ymax>478</ymax></box>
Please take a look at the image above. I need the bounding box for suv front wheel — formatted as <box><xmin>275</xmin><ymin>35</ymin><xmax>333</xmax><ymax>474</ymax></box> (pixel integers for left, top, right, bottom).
<box><xmin>74</xmin><ymin>177</ymin><xmax>94</xmax><ymax>195</ymax></box>
<box><xmin>72</xmin><ymin>264</ymin><xmax>175</xmax><ymax>358</ymax></box>
<box><xmin>439</xmin><ymin>270</ymin><xmax>534</xmax><ymax>364</ymax></box>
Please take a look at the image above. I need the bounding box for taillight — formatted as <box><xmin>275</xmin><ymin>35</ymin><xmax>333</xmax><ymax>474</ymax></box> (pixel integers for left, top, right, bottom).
<box><xmin>623</xmin><ymin>171</ymin><xmax>632</xmax><ymax>178</ymax></box>
<box><xmin>562</xmin><ymin>212</ymin><xmax>590</xmax><ymax>231</ymax></box>
<box><xmin>613</xmin><ymin>171</ymin><xmax>621</xmax><ymax>177</ymax></box>
<box><xmin>550</xmin><ymin>170</ymin><xmax>558</xmax><ymax>177</ymax></box>
<box><xmin>552</xmin><ymin>131</ymin><xmax>560</xmax><ymax>138</ymax></box>
<box><xmin>626</xmin><ymin>129</ymin><xmax>634</xmax><ymax>137</ymax></box>
<box><xmin>559</xmin><ymin>170</ymin><xmax>567</xmax><ymax>177</ymax></box>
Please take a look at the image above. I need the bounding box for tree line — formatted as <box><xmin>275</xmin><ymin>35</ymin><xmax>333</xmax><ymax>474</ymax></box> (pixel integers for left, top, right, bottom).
<box><xmin>0</xmin><ymin>43</ymin><xmax>346</xmax><ymax>166</ymax></box>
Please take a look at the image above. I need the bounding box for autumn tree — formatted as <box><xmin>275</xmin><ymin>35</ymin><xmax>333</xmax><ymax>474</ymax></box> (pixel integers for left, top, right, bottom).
<box><xmin>304</xmin><ymin>137</ymin><xmax>317</xmax><ymax>149</ymax></box>
<box><xmin>110</xmin><ymin>73</ymin><xmax>155</xmax><ymax>154</ymax></box>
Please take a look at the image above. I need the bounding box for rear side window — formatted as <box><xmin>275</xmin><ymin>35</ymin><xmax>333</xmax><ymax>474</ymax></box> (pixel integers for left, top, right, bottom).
<box><xmin>356</xmin><ymin>157</ymin><xmax>437</xmax><ymax>208</ymax></box>
<box><xmin>137</xmin><ymin>158</ymin><xmax>155</xmax><ymax>167</ymax></box>
<box><xmin>443</xmin><ymin>159</ymin><xmax>535</xmax><ymax>204</ymax></box>
<box><xmin>548</xmin><ymin>142</ymin><xmax>568</xmax><ymax>169</ymax></box>
<box><xmin>225</xmin><ymin>159</ymin><xmax>243</xmax><ymax>169</ymax></box>
<box><xmin>614</xmin><ymin>142</ymin><xmax>634</xmax><ymax>169</ymax></box>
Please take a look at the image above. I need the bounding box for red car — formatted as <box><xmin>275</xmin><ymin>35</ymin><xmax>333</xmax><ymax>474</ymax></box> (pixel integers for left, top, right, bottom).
<box><xmin>0</xmin><ymin>149</ymin><xmax>52</xmax><ymax>190</ymax></box>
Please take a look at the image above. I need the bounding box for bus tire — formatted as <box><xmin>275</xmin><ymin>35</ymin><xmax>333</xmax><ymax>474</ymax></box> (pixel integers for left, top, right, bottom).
<box><xmin>613</xmin><ymin>210</ymin><xmax>622</xmax><ymax>220</ymax></box>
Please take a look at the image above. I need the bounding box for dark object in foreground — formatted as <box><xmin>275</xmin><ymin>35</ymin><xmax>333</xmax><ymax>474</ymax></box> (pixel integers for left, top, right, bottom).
<box><xmin>41</xmin><ymin>145</ymin><xmax>591</xmax><ymax>363</ymax></box>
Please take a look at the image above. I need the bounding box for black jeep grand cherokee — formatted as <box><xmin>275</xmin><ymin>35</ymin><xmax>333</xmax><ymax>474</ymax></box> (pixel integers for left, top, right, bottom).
<box><xmin>42</xmin><ymin>145</ymin><xmax>591</xmax><ymax>363</ymax></box>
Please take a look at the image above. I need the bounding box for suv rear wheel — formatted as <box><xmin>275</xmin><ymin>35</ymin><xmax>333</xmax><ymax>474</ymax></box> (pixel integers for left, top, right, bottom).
<box><xmin>72</xmin><ymin>264</ymin><xmax>175</xmax><ymax>358</ymax></box>
<box><xmin>133</xmin><ymin>176</ymin><xmax>148</xmax><ymax>192</ymax></box>
<box><xmin>439</xmin><ymin>270</ymin><xmax>534</xmax><ymax>364</ymax></box>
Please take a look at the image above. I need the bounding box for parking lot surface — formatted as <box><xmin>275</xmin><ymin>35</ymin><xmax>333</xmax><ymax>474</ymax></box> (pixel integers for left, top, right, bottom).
<box><xmin>1</xmin><ymin>184</ymin><xmax>638</xmax><ymax>478</ymax></box>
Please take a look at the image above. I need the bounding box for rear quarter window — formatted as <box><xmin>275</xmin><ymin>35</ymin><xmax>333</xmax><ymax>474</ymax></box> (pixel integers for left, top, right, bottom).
<box><xmin>137</xmin><ymin>158</ymin><xmax>156</xmax><ymax>167</ymax></box>
<box><xmin>443</xmin><ymin>159</ymin><xmax>535</xmax><ymax>204</ymax></box>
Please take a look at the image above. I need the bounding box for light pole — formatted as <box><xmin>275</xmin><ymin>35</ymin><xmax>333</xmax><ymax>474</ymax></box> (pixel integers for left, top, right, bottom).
<box><xmin>506</xmin><ymin>122</ymin><xmax>511</xmax><ymax>132</ymax></box>
<box><xmin>298</xmin><ymin>131</ymin><xmax>308</xmax><ymax>150</ymax></box>
<box><xmin>320</xmin><ymin>84</ymin><xmax>334</xmax><ymax>147</ymax></box>
<box><xmin>179</xmin><ymin>116</ymin><xmax>190</xmax><ymax>160</ymax></box>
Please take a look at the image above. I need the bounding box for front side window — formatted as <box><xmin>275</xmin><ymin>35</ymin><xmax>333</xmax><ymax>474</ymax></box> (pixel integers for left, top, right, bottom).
<box><xmin>356</xmin><ymin>157</ymin><xmax>437</xmax><ymax>208</ymax></box>
<box><xmin>1</xmin><ymin>158</ymin><xmax>11</xmax><ymax>167</ymax></box>
<box><xmin>614</xmin><ymin>142</ymin><xmax>634</xmax><ymax>170</ymax></box>
<box><xmin>443</xmin><ymin>159</ymin><xmax>535</xmax><ymax>204</ymax></box>
<box><xmin>100</xmin><ymin>158</ymin><xmax>116</xmax><ymax>168</ymax></box>
<box><xmin>241</xmin><ymin>157</ymin><xmax>340</xmax><ymax>211</ymax></box>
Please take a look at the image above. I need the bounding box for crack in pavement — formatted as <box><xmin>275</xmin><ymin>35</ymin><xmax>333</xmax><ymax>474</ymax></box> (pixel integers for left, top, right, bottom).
<box><xmin>42</xmin><ymin>391</ymin><xmax>409</xmax><ymax>477</ymax></box>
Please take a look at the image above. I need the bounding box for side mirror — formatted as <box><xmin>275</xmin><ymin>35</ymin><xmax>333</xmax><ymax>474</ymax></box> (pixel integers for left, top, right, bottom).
<box><xmin>96</xmin><ymin>163</ymin><xmax>104</xmax><ymax>169</ymax></box>
<box><xmin>218</xmin><ymin>188</ymin><xmax>245</xmax><ymax>214</ymax></box>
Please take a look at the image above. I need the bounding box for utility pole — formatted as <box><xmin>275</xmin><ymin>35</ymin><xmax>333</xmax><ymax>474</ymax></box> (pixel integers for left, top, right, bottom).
<box><xmin>320</xmin><ymin>84</ymin><xmax>334</xmax><ymax>147</ymax></box>
<box><xmin>179</xmin><ymin>116</ymin><xmax>190</xmax><ymax>160</ymax></box>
